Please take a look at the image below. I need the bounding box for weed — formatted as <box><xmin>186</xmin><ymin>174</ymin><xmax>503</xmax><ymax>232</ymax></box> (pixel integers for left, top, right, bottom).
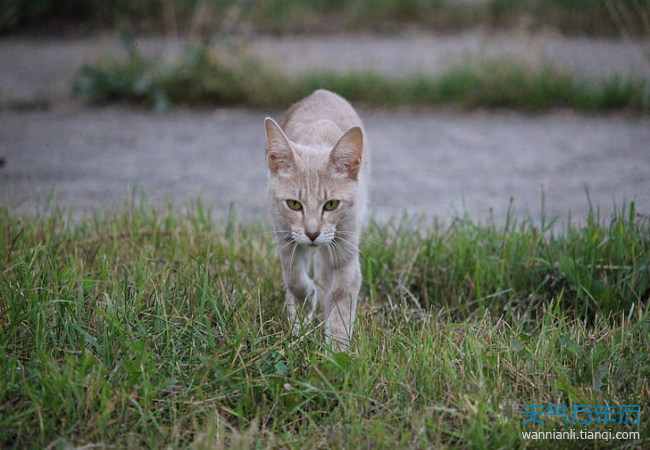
<box><xmin>74</xmin><ymin>41</ymin><xmax>650</xmax><ymax>113</ymax></box>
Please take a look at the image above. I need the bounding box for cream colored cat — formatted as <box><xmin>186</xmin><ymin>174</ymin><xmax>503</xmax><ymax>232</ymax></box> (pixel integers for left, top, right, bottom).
<box><xmin>264</xmin><ymin>89</ymin><xmax>369</xmax><ymax>351</ymax></box>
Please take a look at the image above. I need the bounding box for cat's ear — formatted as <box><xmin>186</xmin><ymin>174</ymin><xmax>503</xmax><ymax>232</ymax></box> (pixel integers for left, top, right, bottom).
<box><xmin>329</xmin><ymin>126</ymin><xmax>363</xmax><ymax>180</ymax></box>
<box><xmin>265</xmin><ymin>118</ymin><xmax>296</xmax><ymax>178</ymax></box>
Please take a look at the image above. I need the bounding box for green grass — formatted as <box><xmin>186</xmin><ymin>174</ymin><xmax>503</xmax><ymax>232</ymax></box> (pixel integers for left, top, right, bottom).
<box><xmin>1</xmin><ymin>197</ymin><xmax>648</xmax><ymax>448</ymax></box>
<box><xmin>74</xmin><ymin>41</ymin><xmax>650</xmax><ymax>113</ymax></box>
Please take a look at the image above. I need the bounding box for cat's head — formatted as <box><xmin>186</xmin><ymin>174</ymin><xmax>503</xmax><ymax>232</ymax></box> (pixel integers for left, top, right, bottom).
<box><xmin>264</xmin><ymin>117</ymin><xmax>363</xmax><ymax>247</ymax></box>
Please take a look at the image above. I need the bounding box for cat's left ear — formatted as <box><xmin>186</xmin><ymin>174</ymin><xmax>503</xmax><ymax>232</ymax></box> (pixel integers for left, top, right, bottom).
<box><xmin>329</xmin><ymin>126</ymin><xmax>363</xmax><ymax>180</ymax></box>
<box><xmin>265</xmin><ymin>118</ymin><xmax>296</xmax><ymax>178</ymax></box>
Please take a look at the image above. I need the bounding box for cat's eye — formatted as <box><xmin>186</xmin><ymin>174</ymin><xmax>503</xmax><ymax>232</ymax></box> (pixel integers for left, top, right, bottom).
<box><xmin>286</xmin><ymin>199</ymin><xmax>303</xmax><ymax>211</ymax></box>
<box><xmin>323</xmin><ymin>200</ymin><xmax>340</xmax><ymax>211</ymax></box>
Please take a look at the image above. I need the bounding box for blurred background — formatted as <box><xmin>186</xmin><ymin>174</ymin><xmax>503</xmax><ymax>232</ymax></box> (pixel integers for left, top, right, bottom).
<box><xmin>2</xmin><ymin>0</ymin><xmax>650</xmax><ymax>37</ymax></box>
<box><xmin>1</xmin><ymin>0</ymin><xmax>649</xmax><ymax>225</ymax></box>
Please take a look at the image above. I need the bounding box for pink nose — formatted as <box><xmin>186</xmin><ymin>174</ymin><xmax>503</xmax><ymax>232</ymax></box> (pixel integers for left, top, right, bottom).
<box><xmin>305</xmin><ymin>231</ymin><xmax>320</xmax><ymax>242</ymax></box>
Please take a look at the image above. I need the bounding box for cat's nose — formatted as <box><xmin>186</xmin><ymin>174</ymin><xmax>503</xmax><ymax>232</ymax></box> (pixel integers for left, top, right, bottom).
<box><xmin>305</xmin><ymin>231</ymin><xmax>320</xmax><ymax>242</ymax></box>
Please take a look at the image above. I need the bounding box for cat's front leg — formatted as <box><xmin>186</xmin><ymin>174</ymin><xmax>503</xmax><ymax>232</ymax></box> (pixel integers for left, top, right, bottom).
<box><xmin>323</xmin><ymin>256</ymin><xmax>361</xmax><ymax>351</ymax></box>
<box><xmin>280</xmin><ymin>244</ymin><xmax>317</xmax><ymax>331</ymax></box>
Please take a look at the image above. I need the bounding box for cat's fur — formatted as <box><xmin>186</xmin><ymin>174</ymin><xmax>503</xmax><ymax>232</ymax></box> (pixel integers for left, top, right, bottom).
<box><xmin>264</xmin><ymin>90</ymin><xmax>369</xmax><ymax>351</ymax></box>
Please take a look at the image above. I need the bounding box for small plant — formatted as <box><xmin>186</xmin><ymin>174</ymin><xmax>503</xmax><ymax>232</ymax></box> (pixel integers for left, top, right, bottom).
<box><xmin>74</xmin><ymin>40</ymin><xmax>650</xmax><ymax>113</ymax></box>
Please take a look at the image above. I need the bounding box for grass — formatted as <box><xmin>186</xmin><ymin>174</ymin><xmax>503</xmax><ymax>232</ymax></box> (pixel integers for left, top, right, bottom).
<box><xmin>3</xmin><ymin>0</ymin><xmax>649</xmax><ymax>36</ymax></box>
<box><xmin>73</xmin><ymin>40</ymin><xmax>650</xmax><ymax>113</ymax></box>
<box><xmin>1</xmin><ymin>197</ymin><xmax>648</xmax><ymax>448</ymax></box>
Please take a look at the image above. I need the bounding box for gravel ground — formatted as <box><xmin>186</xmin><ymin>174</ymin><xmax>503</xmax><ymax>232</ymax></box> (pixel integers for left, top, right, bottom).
<box><xmin>1</xmin><ymin>34</ymin><xmax>649</xmax><ymax>227</ymax></box>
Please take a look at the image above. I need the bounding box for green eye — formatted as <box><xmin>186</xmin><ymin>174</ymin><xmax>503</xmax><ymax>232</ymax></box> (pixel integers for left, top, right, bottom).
<box><xmin>323</xmin><ymin>200</ymin><xmax>340</xmax><ymax>211</ymax></box>
<box><xmin>286</xmin><ymin>199</ymin><xmax>303</xmax><ymax>211</ymax></box>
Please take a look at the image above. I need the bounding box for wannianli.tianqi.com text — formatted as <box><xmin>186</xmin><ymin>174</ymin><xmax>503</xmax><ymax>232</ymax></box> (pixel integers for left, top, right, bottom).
<box><xmin>521</xmin><ymin>430</ymin><xmax>640</xmax><ymax>441</ymax></box>
<box><xmin>520</xmin><ymin>404</ymin><xmax>641</xmax><ymax>442</ymax></box>
<box><xmin>521</xmin><ymin>404</ymin><xmax>640</xmax><ymax>425</ymax></box>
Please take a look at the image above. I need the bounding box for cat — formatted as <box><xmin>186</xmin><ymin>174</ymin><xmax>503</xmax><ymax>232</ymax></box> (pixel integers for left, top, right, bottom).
<box><xmin>264</xmin><ymin>89</ymin><xmax>369</xmax><ymax>351</ymax></box>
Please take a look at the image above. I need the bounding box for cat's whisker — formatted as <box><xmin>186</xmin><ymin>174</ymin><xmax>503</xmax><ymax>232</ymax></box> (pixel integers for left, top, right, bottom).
<box><xmin>278</xmin><ymin>239</ymin><xmax>294</xmax><ymax>254</ymax></box>
<box><xmin>325</xmin><ymin>242</ymin><xmax>336</xmax><ymax>267</ymax></box>
<box><xmin>271</xmin><ymin>227</ymin><xmax>294</xmax><ymax>232</ymax></box>
<box><xmin>333</xmin><ymin>236</ymin><xmax>357</xmax><ymax>253</ymax></box>
<box><xmin>336</xmin><ymin>229</ymin><xmax>381</xmax><ymax>247</ymax></box>
<box><xmin>333</xmin><ymin>229</ymin><xmax>360</xmax><ymax>236</ymax></box>
<box><xmin>262</xmin><ymin>229</ymin><xmax>291</xmax><ymax>237</ymax></box>
<box><xmin>326</xmin><ymin>242</ymin><xmax>339</xmax><ymax>266</ymax></box>
<box><xmin>329</xmin><ymin>240</ymin><xmax>348</xmax><ymax>266</ymax></box>
<box><xmin>289</xmin><ymin>241</ymin><xmax>299</xmax><ymax>271</ymax></box>
<box><xmin>276</xmin><ymin>231</ymin><xmax>293</xmax><ymax>241</ymax></box>
<box><xmin>334</xmin><ymin>235</ymin><xmax>371</xmax><ymax>265</ymax></box>
<box><xmin>267</xmin><ymin>227</ymin><xmax>294</xmax><ymax>235</ymax></box>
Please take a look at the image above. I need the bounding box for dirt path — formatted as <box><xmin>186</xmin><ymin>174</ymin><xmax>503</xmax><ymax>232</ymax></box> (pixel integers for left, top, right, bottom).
<box><xmin>1</xmin><ymin>34</ymin><xmax>649</xmax><ymax>226</ymax></box>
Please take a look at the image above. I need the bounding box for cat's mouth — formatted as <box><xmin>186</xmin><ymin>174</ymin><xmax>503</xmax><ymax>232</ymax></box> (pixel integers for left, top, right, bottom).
<box><xmin>296</xmin><ymin>235</ymin><xmax>331</xmax><ymax>247</ymax></box>
<box><xmin>297</xmin><ymin>238</ymin><xmax>320</xmax><ymax>247</ymax></box>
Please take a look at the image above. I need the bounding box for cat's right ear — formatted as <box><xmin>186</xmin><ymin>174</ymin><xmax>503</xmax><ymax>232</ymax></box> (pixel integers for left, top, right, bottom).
<box><xmin>265</xmin><ymin>118</ymin><xmax>296</xmax><ymax>178</ymax></box>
